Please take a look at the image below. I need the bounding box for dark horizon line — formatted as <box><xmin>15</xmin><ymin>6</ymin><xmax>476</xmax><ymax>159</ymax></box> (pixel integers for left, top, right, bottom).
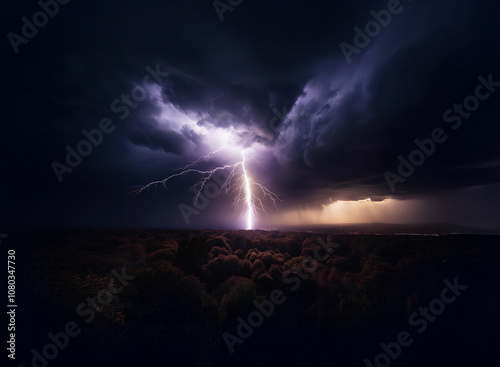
<box><xmin>2</xmin><ymin>222</ymin><xmax>500</xmax><ymax>235</ymax></box>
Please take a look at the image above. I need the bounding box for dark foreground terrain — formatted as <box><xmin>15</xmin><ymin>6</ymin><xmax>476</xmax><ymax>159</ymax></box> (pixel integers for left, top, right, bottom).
<box><xmin>6</xmin><ymin>230</ymin><xmax>500</xmax><ymax>367</ymax></box>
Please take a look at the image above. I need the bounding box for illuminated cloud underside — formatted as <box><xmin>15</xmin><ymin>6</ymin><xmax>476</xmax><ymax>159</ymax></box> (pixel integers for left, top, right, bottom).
<box><xmin>134</xmin><ymin>97</ymin><xmax>280</xmax><ymax>229</ymax></box>
<box><xmin>266</xmin><ymin>198</ymin><xmax>431</xmax><ymax>226</ymax></box>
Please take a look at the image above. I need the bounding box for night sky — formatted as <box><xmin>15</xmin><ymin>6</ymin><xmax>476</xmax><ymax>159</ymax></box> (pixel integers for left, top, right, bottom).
<box><xmin>1</xmin><ymin>0</ymin><xmax>500</xmax><ymax>230</ymax></box>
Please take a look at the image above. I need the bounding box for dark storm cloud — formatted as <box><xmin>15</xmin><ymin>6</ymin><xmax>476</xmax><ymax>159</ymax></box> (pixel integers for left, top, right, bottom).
<box><xmin>128</xmin><ymin>120</ymin><xmax>189</xmax><ymax>155</ymax></box>
<box><xmin>269</xmin><ymin>0</ymin><xmax>500</xmax><ymax>204</ymax></box>
<box><xmin>1</xmin><ymin>0</ymin><xmax>499</xmax><ymax>228</ymax></box>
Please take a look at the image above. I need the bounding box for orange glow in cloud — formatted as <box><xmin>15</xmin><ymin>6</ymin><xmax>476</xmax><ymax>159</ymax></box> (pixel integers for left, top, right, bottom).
<box><xmin>267</xmin><ymin>198</ymin><xmax>428</xmax><ymax>226</ymax></box>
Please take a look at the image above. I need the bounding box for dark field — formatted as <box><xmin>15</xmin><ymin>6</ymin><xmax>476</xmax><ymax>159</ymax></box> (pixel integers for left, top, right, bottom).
<box><xmin>8</xmin><ymin>230</ymin><xmax>500</xmax><ymax>367</ymax></box>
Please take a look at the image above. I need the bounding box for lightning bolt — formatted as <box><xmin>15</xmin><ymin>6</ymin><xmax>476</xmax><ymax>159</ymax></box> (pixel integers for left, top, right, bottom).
<box><xmin>241</xmin><ymin>151</ymin><xmax>255</xmax><ymax>230</ymax></box>
<box><xmin>133</xmin><ymin>148</ymin><xmax>280</xmax><ymax>229</ymax></box>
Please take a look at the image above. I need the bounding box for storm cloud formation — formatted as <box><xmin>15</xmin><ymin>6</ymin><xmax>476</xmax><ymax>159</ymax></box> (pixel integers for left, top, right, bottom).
<box><xmin>1</xmin><ymin>0</ymin><xmax>499</xmax><ymax>228</ymax></box>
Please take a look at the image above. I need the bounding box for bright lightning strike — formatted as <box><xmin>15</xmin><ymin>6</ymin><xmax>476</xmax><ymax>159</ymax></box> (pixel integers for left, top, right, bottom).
<box><xmin>133</xmin><ymin>148</ymin><xmax>280</xmax><ymax>230</ymax></box>
<box><xmin>241</xmin><ymin>151</ymin><xmax>255</xmax><ymax>230</ymax></box>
